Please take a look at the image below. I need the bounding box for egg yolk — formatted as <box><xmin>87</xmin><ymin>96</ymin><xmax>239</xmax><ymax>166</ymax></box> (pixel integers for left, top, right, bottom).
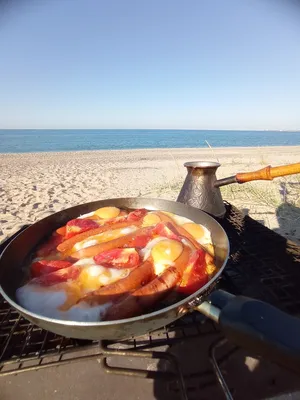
<box><xmin>94</xmin><ymin>206</ymin><xmax>120</xmax><ymax>219</ymax></box>
<box><xmin>151</xmin><ymin>239</ymin><xmax>183</xmax><ymax>263</ymax></box>
<box><xmin>58</xmin><ymin>283</ymin><xmax>82</xmax><ymax>311</ymax></box>
<box><xmin>142</xmin><ymin>213</ymin><xmax>161</xmax><ymax>227</ymax></box>
<box><xmin>182</xmin><ymin>223</ymin><xmax>205</xmax><ymax>240</ymax></box>
<box><xmin>79</xmin><ymin>266</ymin><xmax>108</xmax><ymax>291</ymax></box>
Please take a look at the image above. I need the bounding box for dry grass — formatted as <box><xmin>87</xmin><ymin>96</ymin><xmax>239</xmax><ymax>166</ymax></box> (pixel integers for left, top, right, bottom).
<box><xmin>140</xmin><ymin>172</ymin><xmax>300</xmax><ymax>244</ymax></box>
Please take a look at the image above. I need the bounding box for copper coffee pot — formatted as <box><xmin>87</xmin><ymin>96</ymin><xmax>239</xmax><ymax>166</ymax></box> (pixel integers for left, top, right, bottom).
<box><xmin>177</xmin><ymin>162</ymin><xmax>300</xmax><ymax>217</ymax></box>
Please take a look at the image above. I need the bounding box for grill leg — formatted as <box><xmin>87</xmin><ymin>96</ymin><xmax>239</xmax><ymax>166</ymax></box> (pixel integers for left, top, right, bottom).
<box><xmin>99</xmin><ymin>341</ymin><xmax>188</xmax><ymax>400</ymax></box>
<box><xmin>209</xmin><ymin>338</ymin><xmax>234</xmax><ymax>400</ymax></box>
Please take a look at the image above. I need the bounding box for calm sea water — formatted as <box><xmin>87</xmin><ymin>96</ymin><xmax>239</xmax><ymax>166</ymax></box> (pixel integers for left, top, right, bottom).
<box><xmin>0</xmin><ymin>129</ymin><xmax>299</xmax><ymax>153</ymax></box>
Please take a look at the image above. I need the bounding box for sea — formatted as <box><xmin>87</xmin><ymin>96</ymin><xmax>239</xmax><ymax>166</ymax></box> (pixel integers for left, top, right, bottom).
<box><xmin>0</xmin><ymin>129</ymin><xmax>299</xmax><ymax>153</ymax></box>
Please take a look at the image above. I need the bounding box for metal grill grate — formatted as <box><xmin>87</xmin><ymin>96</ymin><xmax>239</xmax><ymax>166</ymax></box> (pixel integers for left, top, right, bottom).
<box><xmin>219</xmin><ymin>203</ymin><xmax>300</xmax><ymax>315</ymax></box>
<box><xmin>0</xmin><ymin>293</ymin><xmax>219</xmax><ymax>376</ymax></box>
<box><xmin>1</xmin><ymin>203</ymin><xmax>300</xmax><ymax>400</ymax></box>
<box><xmin>0</xmin><ymin>298</ymin><xmax>102</xmax><ymax>375</ymax></box>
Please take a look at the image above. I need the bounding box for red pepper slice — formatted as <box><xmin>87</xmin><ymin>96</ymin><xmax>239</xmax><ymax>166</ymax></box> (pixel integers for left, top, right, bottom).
<box><xmin>127</xmin><ymin>208</ymin><xmax>148</xmax><ymax>222</ymax></box>
<box><xmin>65</xmin><ymin>219</ymin><xmax>99</xmax><ymax>239</ymax></box>
<box><xmin>36</xmin><ymin>233</ymin><xmax>64</xmax><ymax>258</ymax></box>
<box><xmin>177</xmin><ymin>249</ymin><xmax>208</xmax><ymax>295</ymax></box>
<box><xmin>31</xmin><ymin>265</ymin><xmax>80</xmax><ymax>286</ymax></box>
<box><xmin>153</xmin><ymin>222</ymin><xmax>181</xmax><ymax>241</ymax></box>
<box><xmin>94</xmin><ymin>248</ymin><xmax>140</xmax><ymax>269</ymax></box>
<box><xmin>31</xmin><ymin>260</ymin><xmax>73</xmax><ymax>278</ymax></box>
<box><xmin>128</xmin><ymin>233</ymin><xmax>153</xmax><ymax>248</ymax></box>
<box><xmin>121</xmin><ymin>226</ymin><xmax>155</xmax><ymax>249</ymax></box>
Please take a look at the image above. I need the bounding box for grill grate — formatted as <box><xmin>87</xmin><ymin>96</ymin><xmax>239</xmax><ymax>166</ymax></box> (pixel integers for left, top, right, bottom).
<box><xmin>1</xmin><ymin>203</ymin><xmax>300</xmax><ymax>400</ymax></box>
<box><xmin>0</xmin><ymin>292</ymin><xmax>219</xmax><ymax>376</ymax></box>
<box><xmin>219</xmin><ymin>203</ymin><xmax>300</xmax><ymax>315</ymax></box>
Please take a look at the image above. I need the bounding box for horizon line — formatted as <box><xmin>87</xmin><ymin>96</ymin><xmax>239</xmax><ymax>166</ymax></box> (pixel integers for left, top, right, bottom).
<box><xmin>0</xmin><ymin>128</ymin><xmax>300</xmax><ymax>132</ymax></box>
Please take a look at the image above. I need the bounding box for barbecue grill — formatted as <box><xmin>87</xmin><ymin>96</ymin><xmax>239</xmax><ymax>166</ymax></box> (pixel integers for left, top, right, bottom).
<box><xmin>1</xmin><ymin>203</ymin><xmax>300</xmax><ymax>399</ymax></box>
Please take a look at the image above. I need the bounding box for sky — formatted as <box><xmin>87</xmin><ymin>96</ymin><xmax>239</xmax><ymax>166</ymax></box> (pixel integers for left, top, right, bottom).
<box><xmin>0</xmin><ymin>0</ymin><xmax>300</xmax><ymax>130</ymax></box>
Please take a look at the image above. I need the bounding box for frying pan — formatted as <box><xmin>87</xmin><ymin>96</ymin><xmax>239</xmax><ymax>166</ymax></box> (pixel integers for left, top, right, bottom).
<box><xmin>1</xmin><ymin>198</ymin><xmax>300</xmax><ymax>375</ymax></box>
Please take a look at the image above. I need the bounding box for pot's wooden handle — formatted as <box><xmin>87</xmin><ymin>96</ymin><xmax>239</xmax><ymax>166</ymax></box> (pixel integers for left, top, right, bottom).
<box><xmin>236</xmin><ymin>163</ymin><xmax>300</xmax><ymax>184</ymax></box>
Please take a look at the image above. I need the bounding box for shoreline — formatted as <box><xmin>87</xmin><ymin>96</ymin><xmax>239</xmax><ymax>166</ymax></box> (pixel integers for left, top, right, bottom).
<box><xmin>1</xmin><ymin>145</ymin><xmax>300</xmax><ymax>157</ymax></box>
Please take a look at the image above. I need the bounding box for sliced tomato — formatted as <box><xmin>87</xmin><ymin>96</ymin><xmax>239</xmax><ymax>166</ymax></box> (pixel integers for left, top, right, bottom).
<box><xmin>31</xmin><ymin>265</ymin><xmax>80</xmax><ymax>286</ymax></box>
<box><xmin>153</xmin><ymin>222</ymin><xmax>181</xmax><ymax>241</ymax></box>
<box><xmin>177</xmin><ymin>249</ymin><xmax>208</xmax><ymax>295</ymax></box>
<box><xmin>65</xmin><ymin>219</ymin><xmax>99</xmax><ymax>239</ymax></box>
<box><xmin>127</xmin><ymin>208</ymin><xmax>148</xmax><ymax>222</ymax></box>
<box><xmin>31</xmin><ymin>260</ymin><xmax>73</xmax><ymax>278</ymax></box>
<box><xmin>36</xmin><ymin>233</ymin><xmax>64</xmax><ymax>258</ymax></box>
<box><xmin>126</xmin><ymin>232</ymin><xmax>154</xmax><ymax>248</ymax></box>
<box><xmin>94</xmin><ymin>248</ymin><xmax>140</xmax><ymax>269</ymax></box>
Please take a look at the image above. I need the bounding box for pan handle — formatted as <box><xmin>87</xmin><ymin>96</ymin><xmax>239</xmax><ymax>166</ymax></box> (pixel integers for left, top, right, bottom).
<box><xmin>194</xmin><ymin>290</ymin><xmax>300</xmax><ymax>375</ymax></box>
<box><xmin>235</xmin><ymin>163</ymin><xmax>300</xmax><ymax>184</ymax></box>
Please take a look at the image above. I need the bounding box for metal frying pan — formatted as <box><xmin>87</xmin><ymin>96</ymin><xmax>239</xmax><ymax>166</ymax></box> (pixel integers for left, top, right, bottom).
<box><xmin>0</xmin><ymin>198</ymin><xmax>300</xmax><ymax>374</ymax></box>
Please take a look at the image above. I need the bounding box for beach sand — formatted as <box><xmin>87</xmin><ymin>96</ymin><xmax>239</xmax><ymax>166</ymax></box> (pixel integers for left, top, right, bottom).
<box><xmin>1</xmin><ymin>146</ymin><xmax>299</xmax><ymax>244</ymax></box>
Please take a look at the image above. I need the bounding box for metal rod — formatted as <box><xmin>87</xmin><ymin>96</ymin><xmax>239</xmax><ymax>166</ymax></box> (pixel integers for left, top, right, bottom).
<box><xmin>214</xmin><ymin>176</ymin><xmax>237</xmax><ymax>188</ymax></box>
<box><xmin>209</xmin><ymin>338</ymin><xmax>234</xmax><ymax>400</ymax></box>
<box><xmin>0</xmin><ymin>353</ymin><xmax>103</xmax><ymax>377</ymax></box>
<box><xmin>100</xmin><ymin>348</ymin><xmax>188</xmax><ymax>400</ymax></box>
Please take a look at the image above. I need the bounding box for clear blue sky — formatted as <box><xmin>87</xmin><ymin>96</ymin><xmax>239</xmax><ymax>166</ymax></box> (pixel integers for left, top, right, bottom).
<box><xmin>0</xmin><ymin>0</ymin><xmax>300</xmax><ymax>130</ymax></box>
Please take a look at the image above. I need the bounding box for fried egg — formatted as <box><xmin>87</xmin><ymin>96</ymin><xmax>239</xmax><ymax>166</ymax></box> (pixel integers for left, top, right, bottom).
<box><xmin>140</xmin><ymin>237</ymin><xmax>183</xmax><ymax>275</ymax></box>
<box><xmin>142</xmin><ymin>212</ymin><xmax>161</xmax><ymax>227</ymax></box>
<box><xmin>78</xmin><ymin>264</ymin><xmax>130</xmax><ymax>292</ymax></box>
<box><xmin>181</xmin><ymin>222</ymin><xmax>214</xmax><ymax>255</ymax></box>
<box><xmin>78</xmin><ymin>206</ymin><xmax>121</xmax><ymax>221</ymax></box>
<box><xmin>73</xmin><ymin>258</ymin><xmax>130</xmax><ymax>291</ymax></box>
<box><xmin>160</xmin><ymin>211</ymin><xmax>190</xmax><ymax>225</ymax></box>
<box><xmin>151</xmin><ymin>239</ymin><xmax>183</xmax><ymax>264</ymax></box>
<box><xmin>94</xmin><ymin>206</ymin><xmax>120</xmax><ymax>219</ymax></box>
<box><xmin>139</xmin><ymin>236</ymin><xmax>167</xmax><ymax>260</ymax></box>
<box><xmin>18</xmin><ymin>206</ymin><xmax>216</xmax><ymax>323</ymax></box>
<box><xmin>158</xmin><ymin>212</ymin><xmax>213</xmax><ymax>252</ymax></box>
<box><xmin>181</xmin><ymin>223</ymin><xmax>211</xmax><ymax>244</ymax></box>
<box><xmin>16</xmin><ymin>282</ymin><xmax>110</xmax><ymax>321</ymax></box>
<box><xmin>16</xmin><ymin>255</ymin><xmax>130</xmax><ymax>321</ymax></box>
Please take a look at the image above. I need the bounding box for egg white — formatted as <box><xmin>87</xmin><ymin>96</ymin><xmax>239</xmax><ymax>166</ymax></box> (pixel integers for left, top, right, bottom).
<box><xmin>78</xmin><ymin>211</ymin><xmax>95</xmax><ymax>219</ymax></box>
<box><xmin>16</xmin><ymin>282</ymin><xmax>112</xmax><ymax>322</ymax></box>
<box><xmin>65</xmin><ymin>301</ymin><xmax>111</xmax><ymax>322</ymax></box>
<box><xmin>79</xmin><ymin>264</ymin><xmax>130</xmax><ymax>290</ymax></box>
<box><xmin>73</xmin><ymin>258</ymin><xmax>130</xmax><ymax>289</ymax></box>
<box><xmin>140</xmin><ymin>237</ymin><xmax>177</xmax><ymax>276</ymax></box>
<box><xmin>139</xmin><ymin>237</ymin><xmax>167</xmax><ymax>260</ymax></box>
<box><xmin>16</xmin><ymin>284</ymin><xmax>67</xmax><ymax>319</ymax></box>
<box><xmin>168</xmin><ymin>214</ymin><xmax>193</xmax><ymax>225</ymax></box>
<box><xmin>161</xmin><ymin>212</ymin><xmax>212</xmax><ymax>245</ymax></box>
<box><xmin>16</xmin><ymin>255</ymin><xmax>130</xmax><ymax>321</ymax></box>
<box><xmin>19</xmin><ymin>208</ymin><xmax>215</xmax><ymax>322</ymax></box>
<box><xmin>195</xmin><ymin>225</ymin><xmax>212</xmax><ymax>246</ymax></box>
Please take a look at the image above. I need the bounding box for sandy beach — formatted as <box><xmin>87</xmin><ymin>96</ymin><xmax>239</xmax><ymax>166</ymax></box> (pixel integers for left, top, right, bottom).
<box><xmin>1</xmin><ymin>146</ymin><xmax>299</xmax><ymax>245</ymax></box>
